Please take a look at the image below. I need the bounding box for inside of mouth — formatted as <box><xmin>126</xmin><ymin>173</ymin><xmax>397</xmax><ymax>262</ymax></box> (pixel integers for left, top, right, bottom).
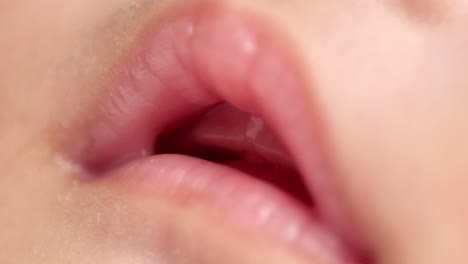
<box><xmin>155</xmin><ymin>103</ymin><xmax>314</xmax><ymax>205</ymax></box>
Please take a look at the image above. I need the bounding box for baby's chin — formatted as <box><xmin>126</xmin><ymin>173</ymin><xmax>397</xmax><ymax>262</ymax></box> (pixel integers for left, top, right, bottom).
<box><xmin>59</xmin><ymin>184</ymin><xmax>315</xmax><ymax>264</ymax></box>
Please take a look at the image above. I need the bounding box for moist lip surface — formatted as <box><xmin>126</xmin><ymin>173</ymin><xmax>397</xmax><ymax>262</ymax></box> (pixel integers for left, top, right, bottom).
<box><xmin>82</xmin><ymin>2</ymin><xmax>367</xmax><ymax>264</ymax></box>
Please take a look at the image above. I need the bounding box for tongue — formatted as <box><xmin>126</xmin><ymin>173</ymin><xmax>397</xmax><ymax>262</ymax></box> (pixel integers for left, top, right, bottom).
<box><xmin>157</xmin><ymin>103</ymin><xmax>293</xmax><ymax>168</ymax></box>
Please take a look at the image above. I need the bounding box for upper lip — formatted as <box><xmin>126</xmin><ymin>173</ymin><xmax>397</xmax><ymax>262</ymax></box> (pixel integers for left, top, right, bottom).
<box><xmin>75</xmin><ymin>1</ymin><xmax>367</xmax><ymax>263</ymax></box>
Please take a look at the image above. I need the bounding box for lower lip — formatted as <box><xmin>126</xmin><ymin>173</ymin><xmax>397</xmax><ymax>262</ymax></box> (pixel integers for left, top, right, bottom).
<box><xmin>83</xmin><ymin>2</ymin><xmax>359</xmax><ymax>263</ymax></box>
<box><xmin>106</xmin><ymin>154</ymin><xmax>351</xmax><ymax>263</ymax></box>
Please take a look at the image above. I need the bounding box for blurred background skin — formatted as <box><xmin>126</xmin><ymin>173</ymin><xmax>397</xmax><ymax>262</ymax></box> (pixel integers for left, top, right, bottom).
<box><xmin>1</xmin><ymin>0</ymin><xmax>468</xmax><ymax>263</ymax></box>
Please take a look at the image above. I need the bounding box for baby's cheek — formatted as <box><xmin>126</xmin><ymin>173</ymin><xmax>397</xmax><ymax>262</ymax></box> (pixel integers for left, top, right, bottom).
<box><xmin>0</xmin><ymin>1</ymin><xmax>162</xmax><ymax>262</ymax></box>
<box><xmin>0</xmin><ymin>147</ymin><xmax>70</xmax><ymax>263</ymax></box>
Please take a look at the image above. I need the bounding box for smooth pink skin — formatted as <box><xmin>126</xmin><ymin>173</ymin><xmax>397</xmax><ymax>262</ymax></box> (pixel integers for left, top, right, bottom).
<box><xmin>2</xmin><ymin>0</ymin><xmax>468</xmax><ymax>264</ymax></box>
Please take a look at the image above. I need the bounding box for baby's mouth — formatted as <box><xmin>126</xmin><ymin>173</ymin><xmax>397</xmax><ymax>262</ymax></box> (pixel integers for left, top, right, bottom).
<box><xmin>81</xmin><ymin>2</ymin><xmax>369</xmax><ymax>264</ymax></box>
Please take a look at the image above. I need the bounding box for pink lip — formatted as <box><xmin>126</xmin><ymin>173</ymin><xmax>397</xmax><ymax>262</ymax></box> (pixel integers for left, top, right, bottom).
<box><xmin>81</xmin><ymin>2</ymin><xmax>365</xmax><ymax>263</ymax></box>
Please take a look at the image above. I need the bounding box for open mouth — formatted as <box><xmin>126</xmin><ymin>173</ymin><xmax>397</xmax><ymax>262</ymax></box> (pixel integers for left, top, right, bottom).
<box><xmin>155</xmin><ymin>103</ymin><xmax>313</xmax><ymax>205</ymax></box>
<box><xmin>81</xmin><ymin>2</ymin><xmax>370</xmax><ymax>264</ymax></box>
